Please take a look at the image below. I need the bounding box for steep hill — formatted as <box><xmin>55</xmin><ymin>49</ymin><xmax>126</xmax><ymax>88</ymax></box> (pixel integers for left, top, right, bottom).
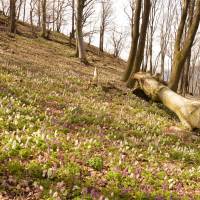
<box><xmin>0</xmin><ymin>18</ymin><xmax>200</xmax><ymax>199</ymax></box>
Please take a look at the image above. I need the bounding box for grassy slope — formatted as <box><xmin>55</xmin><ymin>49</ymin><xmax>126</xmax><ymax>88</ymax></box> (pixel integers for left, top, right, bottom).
<box><xmin>0</xmin><ymin>22</ymin><xmax>200</xmax><ymax>200</ymax></box>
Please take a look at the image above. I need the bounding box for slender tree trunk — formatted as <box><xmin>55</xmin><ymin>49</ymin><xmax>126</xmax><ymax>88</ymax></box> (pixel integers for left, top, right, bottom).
<box><xmin>75</xmin><ymin>34</ymin><xmax>79</xmax><ymax>57</ymax></box>
<box><xmin>182</xmin><ymin>54</ymin><xmax>191</xmax><ymax>96</ymax></box>
<box><xmin>76</xmin><ymin>0</ymin><xmax>87</xmax><ymax>64</ymax></box>
<box><xmin>122</xmin><ymin>0</ymin><xmax>142</xmax><ymax>82</ymax></box>
<box><xmin>149</xmin><ymin>33</ymin><xmax>153</xmax><ymax>74</ymax></box>
<box><xmin>38</xmin><ymin>0</ymin><xmax>41</xmax><ymax>27</ymax></box>
<box><xmin>47</xmin><ymin>15</ymin><xmax>50</xmax><ymax>30</ymax></box>
<box><xmin>180</xmin><ymin>0</ymin><xmax>195</xmax><ymax>96</ymax></box>
<box><xmin>143</xmin><ymin>35</ymin><xmax>149</xmax><ymax>72</ymax></box>
<box><xmin>23</xmin><ymin>0</ymin><xmax>26</xmax><ymax>22</ymax></box>
<box><xmin>17</xmin><ymin>0</ymin><xmax>23</xmax><ymax>20</ymax></box>
<box><xmin>30</xmin><ymin>9</ymin><xmax>35</xmax><ymax>35</ymax></box>
<box><xmin>9</xmin><ymin>0</ymin><xmax>16</xmax><ymax>33</ymax></box>
<box><xmin>30</xmin><ymin>9</ymin><xmax>33</xmax><ymax>27</ymax></box>
<box><xmin>98</xmin><ymin>0</ymin><xmax>112</xmax><ymax>53</ymax></box>
<box><xmin>161</xmin><ymin>52</ymin><xmax>165</xmax><ymax>80</ymax></box>
<box><xmin>99</xmin><ymin>26</ymin><xmax>104</xmax><ymax>53</ymax></box>
<box><xmin>53</xmin><ymin>0</ymin><xmax>55</xmax><ymax>31</ymax></box>
<box><xmin>126</xmin><ymin>0</ymin><xmax>151</xmax><ymax>88</ymax></box>
<box><xmin>168</xmin><ymin>0</ymin><xmax>200</xmax><ymax>91</ymax></box>
<box><xmin>56</xmin><ymin>0</ymin><xmax>59</xmax><ymax>32</ymax></box>
<box><xmin>71</xmin><ymin>0</ymin><xmax>75</xmax><ymax>38</ymax></box>
<box><xmin>41</xmin><ymin>0</ymin><xmax>47</xmax><ymax>38</ymax></box>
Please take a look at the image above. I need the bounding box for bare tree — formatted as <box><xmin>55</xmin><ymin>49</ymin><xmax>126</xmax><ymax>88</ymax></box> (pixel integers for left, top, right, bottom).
<box><xmin>37</xmin><ymin>0</ymin><xmax>41</xmax><ymax>27</ymax></box>
<box><xmin>124</xmin><ymin>0</ymin><xmax>135</xmax><ymax>38</ymax></box>
<box><xmin>111</xmin><ymin>27</ymin><xmax>127</xmax><ymax>58</ymax></box>
<box><xmin>82</xmin><ymin>0</ymin><xmax>95</xmax><ymax>27</ymax></box>
<box><xmin>84</xmin><ymin>20</ymin><xmax>98</xmax><ymax>45</ymax></box>
<box><xmin>146</xmin><ymin>0</ymin><xmax>160</xmax><ymax>74</ymax></box>
<box><xmin>122</xmin><ymin>0</ymin><xmax>142</xmax><ymax>82</ymax></box>
<box><xmin>123</xmin><ymin>0</ymin><xmax>151</xmax><ymax>88</ymax></box>
<box><xmin>168</xmin><ymin>0</ymin><xmax>200</xmax><ymax>92</ymax></box>
<box><xmin>9</xmin><ymin>0</ymin><xmax>16</xmax><ymax>33</ymax></box>
<box><xmin>76</xmin><ymin>0</ymin><xmax>87</xmax><ymax>63</ymax></box>
<box><xmin>142</xmin><ymin>0</ymin><xmax>160</xmax><ymax>74</ymax></box>
<box><xmin>189</xmin><ymin>40</ymin><xmax>200</xmax><ymax>95</ymax></box>
<box><xmin>159</xmin><ymin>0</ymin><xmax>176</xmax><ymax>80</ymax></box>
<box><xmin>29</xmin><ymin>0</ymin><xmax>38</xmax><ymax>35</ymax></box>
<box><xmin>55</xmin><ymin>0</ymin><xmax>67</xmax><ymax>32</ymax></box>
<box><xmin>76</xmin><ymin>0</ymin><xmax>96</xmax><ymax>63</ymax></box>
<box><xmin>179</xmin><ymin>0</ymin><xmax>196</xmax><ymax>96</ymax></box>
<box><xmin>41</xmin><ymin>0</ymin><xmax>47</xmax><ymax>38</ymax></box>
<box><xmin>23</xmin><ymin>0</ymin><xmax>26</xmax><ymax>22</ymax></box>
<box><xmin>70</xmin><ymin>0</ymin><xmax>75</xmax><ymax>38</ymax></box>
<box><xmin>99</xmin><ymin>0</ymin><xmax>112</xmax><ymax>53</ymax></box>
<box><xmin>16</xmin><ymin>0</ymin><xmax>23</xmax><ymax>20</ymax></box>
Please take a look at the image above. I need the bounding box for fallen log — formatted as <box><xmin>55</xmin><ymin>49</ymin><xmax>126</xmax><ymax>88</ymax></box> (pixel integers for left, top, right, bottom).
<box><xmin>133</xmin><ymin>72</ymin><xmax>200</xmax><ymax>130</ymax></box>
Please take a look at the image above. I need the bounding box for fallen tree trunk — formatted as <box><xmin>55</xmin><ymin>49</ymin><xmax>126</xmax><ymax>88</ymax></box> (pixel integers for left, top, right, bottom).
<box><xmin>133</xmin><ymin>72</ymin><xmax>200</xmax><ymax>130</ymax></box>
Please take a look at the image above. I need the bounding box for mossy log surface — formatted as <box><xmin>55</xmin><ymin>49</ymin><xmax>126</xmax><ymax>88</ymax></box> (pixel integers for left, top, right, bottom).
<box><xmin>133</xmin><ymin>72</ymin><xmax>200</xmax><ymax>130</ymax></box>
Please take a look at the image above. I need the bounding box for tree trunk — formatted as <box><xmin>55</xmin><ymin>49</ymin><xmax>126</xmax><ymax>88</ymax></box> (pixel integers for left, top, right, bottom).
<box><xmin>71</xmin><ymin>0</ymin><xmax>75</xmax><ymax>38</ymax></box>
<box><xmin>75</xmin><ymin>35</ymin><xmax>79</xmax><ymax>57</ymax></box>
<box><xmin>30</xmin><ymin>9</ymin><xmax>33</xmax><ymax>29</ymax></box>
<box><xmin>179</xmin><ymin>0</ymin><xmax>195</xmax><ymax>96</ymax></box>
<box><xmin>99</xmin><ymin>26</ymin><xmax>104</xmax><ymax>53</ymax></box>
<box><xmin>52</xmin><ymin>0</ymin><xmax>55</xmax><ymax>31</ymax></box>
<box><xmin>23</xmin><ymin>0</ymin><xmax>26</xmax><ymax>22</ymax></box>
<box><xmin>17</xmin><ymin>0</ymin><xmax>23</xmax><ymax>20</ymax></box>
<box><xmin>126</xmin><ymin>0</ymin><xmax>151</xmax><ymax>88</ymax></box>
<box><xmin>41</xmin><ymin>0</ymin><xmax>46</xmax><ymax>38</ymax></box>
<box><xmin>47</xmin><ymin>15</ymin><xmax>50</xmax><ymax>30</ymax></box>
<box><xmin>133</xmin><ymin>72</ymin><xmax>200</xmax><ymax>130</ymax></box>
<box><xmin>180</xmin><ymin>54</ymin><xmax>190</xmax><ymax>96</ymax></box>
<box><xmin>143</xmin><ymin>35</ymin><xmax>149</xmax><ymax>72</ymax></box>
<box><xmin>76</xmin><ymin>0</ymin><xmax>88</xmax><ymax>64</ymax></box>
<box><xmin>38</xmin><ymin>0</ymin><xmax>41</xmax><ymax>27</ymax></box>
<box><xmin>160</xmin><ymin>51</ymin><xmax>165</xmax><ymax>80</ymax></box>
<box><xmin>168</xmin><ymin>0</ymin><xmax>200</xmax><ymax>92</ymax></box>
<box><xmin>9</xmin><ymin>0</ymin><xmax>16</xmax><ymax>33</ymax></box>
<box><xmin>122</xmin><ymin>0</ymin><xmax>142</xmax><ymax>82</ymax></box>
<box><xmin>149</xmin><ymin>34</ymin><xmax>153</xmax><ymax>74</ymax></box>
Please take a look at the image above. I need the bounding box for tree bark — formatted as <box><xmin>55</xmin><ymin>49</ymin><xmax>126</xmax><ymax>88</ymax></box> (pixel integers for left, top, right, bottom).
<box><xmin>9</xmin><ymin>0</ymin><xmax>16</xmax><ymax>33</ymax></box>
<box><xmin>179</xmin><ymin>0</ymin><xmax>195</xmax><ymax>96</ymax></box>
<box><xmin>38</xmin><ymin>0</ymin><xmax>41</xmax><ymax>27</ymax></box>
<box><xmin>133</xmin><ymin>72</ymin><xmax>200</xmax><ymax>130</ymax></box>
<box><xmin>52</xmin><ymin>0</ymin><xmax>55</xmax><ymax>31</ymax></box>
<box><xmin>23</xmin><ymin>0</ymin><xmax>26</xmax><ymax>22</ymax></box>
<box><xmin>17</xmin><ymin>0</ymin><xmax>23</xmax><ymax>20</ymax></box>
<box><xmin>71</xmin><ymin>0</ymin><xmax>75</xmax><ymax>38</ymax></box>
<box><xmin>168</xmin><ymin>0</ymin><xmax>200</xmax><ymax>92</ymax></box>
<box><xmin>122</xmin><ymin>0</ymin><xmax>142</xmax><ymax>82</ymax></box>
<box><xmin>99</xmin><ymin>26</ymin><xmax>104</xmax><ymax>53</ymax></box>
<box><xmin>76</xmin><ymin>0</ymin><xmax>88</xmax><ymax>64</ymax></box>
<box><xmin>99</xmin><ymin>0</ymin><xmax>112</xmax><ymax>53</ymax></box>
<box><xmin>126</xmin><ymin>0</ymin><xmax>151</xmax><ymax>87</ymax></box>
<box><xmin>41</xmin><ymin>0</ymin><xmax>47</xmax><ymax>38</ymax></box>
<box><xmin>180</xmin><ymin>54</ymin><xmax>191</xmax><ymax>96</ymax></box>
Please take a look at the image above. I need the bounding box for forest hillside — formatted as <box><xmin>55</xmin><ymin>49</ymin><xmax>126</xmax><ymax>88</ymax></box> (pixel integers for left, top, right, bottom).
<box><xmin>0</xmin><ymin>15</ymin><xmax>200</xmax><ymax>200</ymax></box>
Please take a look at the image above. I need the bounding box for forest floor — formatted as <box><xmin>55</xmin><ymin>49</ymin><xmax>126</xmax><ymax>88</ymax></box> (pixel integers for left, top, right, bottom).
<box><xmin>0</xmin><ymin>16</ymin><xmax>200</xmax><ymax>200</ymax></box>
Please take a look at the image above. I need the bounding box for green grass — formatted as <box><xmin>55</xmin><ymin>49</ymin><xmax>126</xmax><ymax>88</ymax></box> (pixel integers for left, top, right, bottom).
<box><xmin>0</xmin><ymin>27</ymin><xmax>200</xmax><ymax>199</ymax></box>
